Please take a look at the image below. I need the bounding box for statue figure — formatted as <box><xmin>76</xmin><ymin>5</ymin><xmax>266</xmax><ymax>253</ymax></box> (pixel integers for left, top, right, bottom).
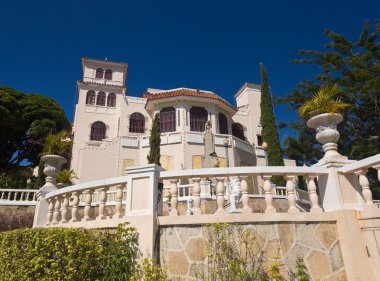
<box><xmin>227</xmin><ymin>177</ymin><xmax>242</xmax><ymax>213</ymax></box>
<box><xmin>187</xmin><ymin>198</ymin><xmax>194</xmax><ymax>215</ymax></box>
<box><xmin>202</xmin><ymin>121</ymin><xmax>219</xmax><ymax>168</ymax></box>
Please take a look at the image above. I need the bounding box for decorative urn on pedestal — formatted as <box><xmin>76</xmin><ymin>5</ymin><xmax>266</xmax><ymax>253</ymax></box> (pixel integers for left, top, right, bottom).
<box><xmin>299</xmin><ymin>84</ymin><xmax>351</xmax><ymax>165</ymax></box>
<box><xmin>307</xmin><ymin>113</ymin><xmax>348</xmax><ymax>164</ymax></box>
<box><xmin>41</xmin><ymin>155</ymin><xmax>67</xmax><ymax>190</ymax></box>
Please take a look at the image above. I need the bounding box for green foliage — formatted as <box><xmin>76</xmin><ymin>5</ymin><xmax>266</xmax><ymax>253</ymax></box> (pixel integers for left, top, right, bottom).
<box><xmin>279</xmin><ymin>20</ymin><xmax>380</xmax><ymax>161</ymax></box>
<box><xmin>279</xmin><ymin>20</ymin><xmax>380</xmax><ymax>197</ymax></box>
<box><xmin>0</xmin><ymin>86</ymin><xmax>70</xmax><ymax>170</ymax></box>
<box><xmin>56</xmin><ymin>169</ymin><xmax>77</xmax><ymax>185</ymax></box>
<box><xmin>131</xmin><ymin>257</ymin><xmax>169</xmax><ymax>281</ymax></box>
<box><xmin>299</xmin><ymin>84</ymin><xmax>351</xmax><ymax>119</ymax></box>
<box><xmin>0</xmin><ymin>166</ymin><xmax>37</xmax><ymax>189</ymax></box>
<box><xmin>260</xmin><ymin>63</ymin><xmax>285</xmax><ymax>186</ymax></box>
<box><xmin>147</xmin><ymin>113</ymin><xmax>161</xmax><ymax>166</ymax></box>
<box><xmin>42</xmin><ymin>130</ymin><xmax>72</xmax><ymax>157</ymax></box>
<box><xmin>195</xmin><ymin>223</ymin><xmax>311</xmax><ymax>281</ymax></box>
<box><xmin>0</xmin><ymin>223</ymin><xmax>139</xmax><ymax>281</ymax></box>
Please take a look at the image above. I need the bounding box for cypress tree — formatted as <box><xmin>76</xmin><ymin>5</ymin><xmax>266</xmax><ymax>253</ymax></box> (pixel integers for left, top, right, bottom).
<box><xmin>147</xmin><ymin>113</ymin><xmax>161</xmax><ymax>166</ymax></box>
<box><xmin>260</xmin><ymin>63</ymin><xmax>284</xmax><ymax>186</ymax></box>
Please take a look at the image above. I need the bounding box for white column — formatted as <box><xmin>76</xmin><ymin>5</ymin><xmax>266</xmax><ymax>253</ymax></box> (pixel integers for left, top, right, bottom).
<box><xmin>239</xmin><ymin>176</ymin><xmax>250</xmax><ymax>213</ymax></box>
<box><xmin>215</xmin><ymin>177</ymin><xmax>225</xmax><ymax>214</ymax></box>
<box><xmin>169</xmin><ymin>179</ymin><xmax>179</xmax><ymax>216</ymax></box>
<box><xmin>192</xmin><ymin>178</ymin><xmax>201</xmax><ymax>215</ymax></box>
<box><xmin>52</xmin><ymin>196</ymin><xmax>61</xmax><ymax>225</ymax></box>
<box><xmin>307</xmin><ymin>175</ymin><xmax>323</xmax><ymax>212</ymax></box>
<box><xmin>262</xmin><ymin>175</ymin><xmax>276</xmax><ymax>213</ymax></box>
<box><xmin>97</xmin><ymin>187</ymin><xmax>109</xmax><ymax>220</ymax></box>
<box><xmin>114</xmin><ymin>185</ymin><xmax>124</xmax><ymax>218</ymax></box>
<box><xmin>70</xmin><ymin>191</ymin><xmax>80</xmax><ymax>222</ymax></box>
<box><xmin>355</xmin><ymin>169</ymin><xmax>374</xmax><ymax>207</ymax></box>
<box><xmin>61</xmin><ymin>193</ymin><xmax>70</xmax><ymax>223</ymax></box>
<box><xmin>83</xmin><ymin>189</ymin><xmax>93</xmax><ymax>221</ymax></box>
<box><xmin>285</xmin><ymin>175</ymin><xmax>299</xmax><ymax>213</ymax></box>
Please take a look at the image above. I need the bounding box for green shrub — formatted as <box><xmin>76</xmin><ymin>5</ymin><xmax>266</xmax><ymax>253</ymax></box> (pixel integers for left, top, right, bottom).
<box><xmin>0</xmin><ymin>223</ymin><xmax>139</xmax><ymax>281</ymax></box>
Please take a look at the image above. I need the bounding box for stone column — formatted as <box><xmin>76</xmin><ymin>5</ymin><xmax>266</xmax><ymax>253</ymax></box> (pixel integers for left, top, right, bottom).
<box><xmin>192</xmin><ymin>177</ymin><xmax>202</xmax><ymax>215</ymax></box>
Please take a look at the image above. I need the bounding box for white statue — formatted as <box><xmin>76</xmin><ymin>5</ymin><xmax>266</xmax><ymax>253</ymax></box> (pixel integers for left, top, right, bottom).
<box><xmin>202</xmin><ymin>121</ymin><xmax>219</xmax><ymax>168</ymax></box>
<box><xmin>227</xmin><ymin>177</ymin><xmax>242</xmax><ymax>213</ymax></box>
<box><xmin>187</xmin><ymin>198</ymin><xmax>194</xmax><ymax>215</ymax></box>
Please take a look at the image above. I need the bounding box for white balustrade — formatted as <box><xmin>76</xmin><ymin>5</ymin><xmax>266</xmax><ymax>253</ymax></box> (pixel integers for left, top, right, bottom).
<box><xmin>0</xmin><ymin>189</ymin><xmax>39</xmax><ymax>206</ymax></box>
<box><xmin>159</xmin><ymin>166</ymin><xmax>329</xmax><ymax>215</ymax></box>
<box><xmin>42</xmin><ymin>177</ymin><xmax>129</xmax><ymax>225</ymax></box>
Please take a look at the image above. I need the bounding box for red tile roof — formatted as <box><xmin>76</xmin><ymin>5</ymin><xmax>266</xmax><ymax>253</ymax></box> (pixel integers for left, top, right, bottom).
<box><xmin>144</xmin><ymin>88</ymin><xmax>237</xmax><ymax>110</ymax></box>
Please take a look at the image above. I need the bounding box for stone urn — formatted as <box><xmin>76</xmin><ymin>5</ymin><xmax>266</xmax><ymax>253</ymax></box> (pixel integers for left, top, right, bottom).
<box><xmin>41</xmin><ymin>155</ymin><xmax>67</xmax><ymax>190</ymax></box>
<box><xmin>307</xmin><ymin>113</ymin><xmax>347</xmax><ymax>163</ymax></box>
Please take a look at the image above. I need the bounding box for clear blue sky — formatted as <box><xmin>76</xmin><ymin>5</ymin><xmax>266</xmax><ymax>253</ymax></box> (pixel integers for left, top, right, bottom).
<box><xmin>0</xmin><ymin>0</ymin><xmax>378</xmax><ymax>142</ymax></box>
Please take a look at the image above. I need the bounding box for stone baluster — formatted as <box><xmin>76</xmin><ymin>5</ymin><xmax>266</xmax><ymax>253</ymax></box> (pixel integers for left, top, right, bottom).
<box><xmin>46</xmin><ymin>198</ymin><xmax>54</xmax><ymax>226</ymax></box>
<box><xmin>52</xmin><ymin>196</ymin><xmax>61</xmax><ymax>225</ymax></box>
<box><xmin>192</xmin><ymin>178</ymin><xmax>201</xmax><ymax>215</ymax></box>
<box><xmin>83</xmin><ymin>189</ymin><xmax>93</xmax><ymax>221</ymax></box>
<box><xmin>114</xmin><ymin>185</ymin><xmax>124</xmax><ymax>218</ymax></box>
<box><xmin>373</xmin><ymin>165</ymin><xmax>380</xmax><ymax>182</ymax></box>
<box><xmin>97</xmin><ymin>186</ymin><xmax>109</xmax><ymax>220</ymax></box>
<box><xmin>169</xmin><ymin>179</ymin><xmax>179</xmax><ymax>216</ymax></box>
<box><xmin>239</xmin><ymin>176</ymin><xmax>250</xmax><ymax>213</ymax></box>
<box><xmin>215</xmin><ymin>177</ymin><xmax>225</xmax><ymax>214</ymax></box>
<box><xmin>262</xmin><ymin>175</ymin><xmax>276</xmax><ymax>213</ymax></box>
<box><xmin>306</xmin><ymin>175</ymin><xmax>323</xmax><ymax>212</ymax></box>
<box><xmin>355</xmin><ymin>169</ymin><xmax>374</xmax><ymax>206</ymax></box>
<box><xmin>32</xmin><ymin>192</ymin><xmax>37</xmax><ymax>201</ymax></box>
<box><xmin>0</xmin><ymin>191</ymin><xmax>4</xmax><ymax>200</ymax></box>
<box><xmin>7</xmin><ymin>192</ymin><xmax>11</xmax><ymax>200</ymax></box>
<box><xmin>70</xmin><ymin>191</ymin><xmax>80</xmax><ymax>222</ymax></box>
<box><xmin>285</xmin><ymin>175</ymin><xmax>299</xmax><ymax>213</ymax></box>
<box><xmin>61</xmin><ymin>193</ymin><xmax>70</xmax><ymax>223</ymax></box>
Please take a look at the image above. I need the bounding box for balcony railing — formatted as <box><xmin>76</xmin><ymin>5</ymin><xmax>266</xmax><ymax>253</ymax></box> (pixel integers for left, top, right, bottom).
<box><xmin>0</xmin><ymin>189</ymin><xmax>38</xmax><ymax>206</ymax></box>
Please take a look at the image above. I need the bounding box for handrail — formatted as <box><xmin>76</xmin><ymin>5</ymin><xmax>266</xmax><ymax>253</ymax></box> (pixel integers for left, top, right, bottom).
<box><xmin>338</xmin><ymin>154</ymin><xmax>380</xmax><ymax>173</ymax></box>
<box><xmin>160</xmin><ymin>166</ymin><xmax>328</xmax><ymax>180</ymax></box>
<box><xmin>0</xmin><ymin>189</ymin><xmax>39</xmax><ymax>193</ymax></box>
<box><xmin>45</xmin><ymin>176</ymin><xmax>128</xmax><ymax>200</ymax></box>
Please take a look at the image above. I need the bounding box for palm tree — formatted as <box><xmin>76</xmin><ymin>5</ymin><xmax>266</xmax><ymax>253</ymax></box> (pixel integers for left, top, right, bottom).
<box><xmin>299</xmin><ymin>84</ymin><xmax>351</xmax><ymax>119</ymax></box>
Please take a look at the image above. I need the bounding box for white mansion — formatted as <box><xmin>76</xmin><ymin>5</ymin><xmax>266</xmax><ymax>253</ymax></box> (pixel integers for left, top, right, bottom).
<box><xmin>70</xmin><ymin>57</ymin><xmax>268</xmax><ymax>185</ymax></box>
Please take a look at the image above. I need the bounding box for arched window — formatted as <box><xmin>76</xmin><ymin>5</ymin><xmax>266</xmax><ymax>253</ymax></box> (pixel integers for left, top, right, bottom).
<box><xmin>85</xmin><ymin>90</ymin><xmax>95</xmax><ymax>105</ymax></box>
<box><xmin>95</xmin><ymin>68</ymin><xmax>104</xmax><ymax>79</ymax></box>
<box><xmin>160</xmin><ymin>107</ymin><xmax>176</xmax><ymax>133</ymax></box>
<box><xmin>105</xmin><ymin>69</ymin><xmax>113</xmax><ymax>80</ymax></box>
<box><xmin>90</xmin><ymin>121</ymin><xmax>106</xmax><ymax>141</ymax></box>
<box><xmin>232</xmin><ymin>123</ymin><xmax>246</xmax><ymax>141</ymax></box>
<box><xmin>218</xmin><ymin>113</ymin><xmax>228</xmax><ymax>134</ymax></box>
<box><xmin>96</xmin><ymin>92</ymin><xmax>106</xmax><ymax>106</ymax></box>
<box><xmin>129</xmin><ymin>112</ymin><xmax>145</xmax><ymax>133</ymax></box>
<box><xmin>190</xmin><ymin>107</ymin><xmax>208</xmax><ymax>132</ymax></box>
<box><xmin>107</xmin><ymin>93</ymin><xmax>116</xmax><ymax>107</ymax></box>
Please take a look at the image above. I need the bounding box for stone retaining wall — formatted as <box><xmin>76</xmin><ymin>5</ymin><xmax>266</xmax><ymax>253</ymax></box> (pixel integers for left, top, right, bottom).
<box><xmin>159</xmin><ymin>222</ymin><xmax>346</xmax><ymax>281</ymax></box>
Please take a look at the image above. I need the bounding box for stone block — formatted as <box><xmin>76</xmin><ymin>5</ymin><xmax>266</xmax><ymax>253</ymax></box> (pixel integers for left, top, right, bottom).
<box><xmin>329</xmin><ymin>241</ymin><xmax>344</xmax><ymax>272</ymax></box>
<box><xmin>306</xmin><ymin>250</ymin><xmax>330</xmax><ymax>280</ymax></box>
<box><xmin>277</xmin><ymin>223</ymin><xmax>294</xmax><ymax>255</ymax></box>
<box><xmin>185</xmin><ymin>238</ymin><xmax>206</xmax><ymax>261</ymax></box>
<box><xmin>295</xmin><ymin>223</ymin><xmax>323</xmax><ymax>250</ymax></box>
<box><xmin>315</xmin><ymin>222</ymin><xmax>338</xmax><ymax>249</ymax></box>
<box><xmin>168</xmin><ymin>251</ymin><xmax>189</xmax><ymax>276</ymax></box>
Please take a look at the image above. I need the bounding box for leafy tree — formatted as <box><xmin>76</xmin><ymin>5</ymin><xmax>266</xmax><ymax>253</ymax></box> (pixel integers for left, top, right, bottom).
<box><xmin>147</xmin><ymin>113</ymin><xmax>161</xmax><ymax>165</ymax></box>
<box><xmin>0</xmin><ymin>86</ymin><xmax>70</xmax><ymax>170</ymax></box>
<box><xmin>279</xmin><ymin>20</ymin><xmax>380</xmax><ymax>162</ymax></box>
<box><xmin>260</xmin><ymin>63</ymin><xmax>284</xmax><ymax>185</ymax></box>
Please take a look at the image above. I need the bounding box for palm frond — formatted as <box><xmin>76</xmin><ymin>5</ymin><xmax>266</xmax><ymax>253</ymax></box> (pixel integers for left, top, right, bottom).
<box><xmin>299</xmin><ymin>84</ymin><xmax>351</xmax><ymax>119</ymax></box>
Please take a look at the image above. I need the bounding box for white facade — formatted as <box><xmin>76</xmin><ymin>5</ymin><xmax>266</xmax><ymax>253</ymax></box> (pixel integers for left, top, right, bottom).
<box><xmin>70</xmin><ymin>58</ymin><xmax>267</xmax><ymax>184</ymax></box>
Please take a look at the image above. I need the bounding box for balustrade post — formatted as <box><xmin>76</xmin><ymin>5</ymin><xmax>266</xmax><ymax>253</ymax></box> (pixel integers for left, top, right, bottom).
<box><xmin>284</xmin><ymin>175</ymin><xmax>299</xmax><ymax>213</ymax></box>
<box><xmin>70</xmin><ymin>191</ymin><xmax>80</xmax><ymax>222</ymax></box>
<box><xmin>355</xmin><ymin>169</ymin><xmax>374</xmax><ymax>207</ymax></box>
<box><xmin>52</xmin><ymin>196</ymin><xmax>61</xmax><ymax>225</ymax></box>
<box><xmin>372</xmin><ymin>165</ymin><xmax>380</xmax><ymax>182</ymax></box>
<box><xmin>46</xmin><ymin>198</ymin><xmax>54</xmax><ymax>226</ymax></box>
<box><xmin>262</xmin><ymin>175</ymin><xmax>276</xmax><ymax>213</ymax></box>
<box><xmin>61</xmin><ymin>193</ymin><xmax>70</xmax><ymax>223</ymax></box>
<box><xmin>192</xmin><ymin>178</ymin><xmax>201</xmax><ymax>215</ymax></box>
<box><xmin>239</xmin><ymin>176</ymin><xmax>250</xmax><ymax>213</ymax></box>
<box><xmin>215</xmin><ymin>177</ymin><xmax>225</xmax><ymax>214</ymax></box>
<box><xmin>114</xmin><ymin>185</ymin><xmax>124</xmax><ymax>218</ymax></box>
<box><xmin>306</xmin><ymin>175</ymin><xmax>323</xmax><ymax>212</ymax></box>
<box><xmin>83</xmin><ymin>189</ymin><xmax>93</xmax><ymax>221</ymax></box>
<box><xmin>169</xmin><ymin>179</ymin><xmax>179</xmax><ymax>216</ymax></box>
<box><xmin>97</xmin><ymin>187</ymin><xmax>109</xmax><ymax>220</ymax></box>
